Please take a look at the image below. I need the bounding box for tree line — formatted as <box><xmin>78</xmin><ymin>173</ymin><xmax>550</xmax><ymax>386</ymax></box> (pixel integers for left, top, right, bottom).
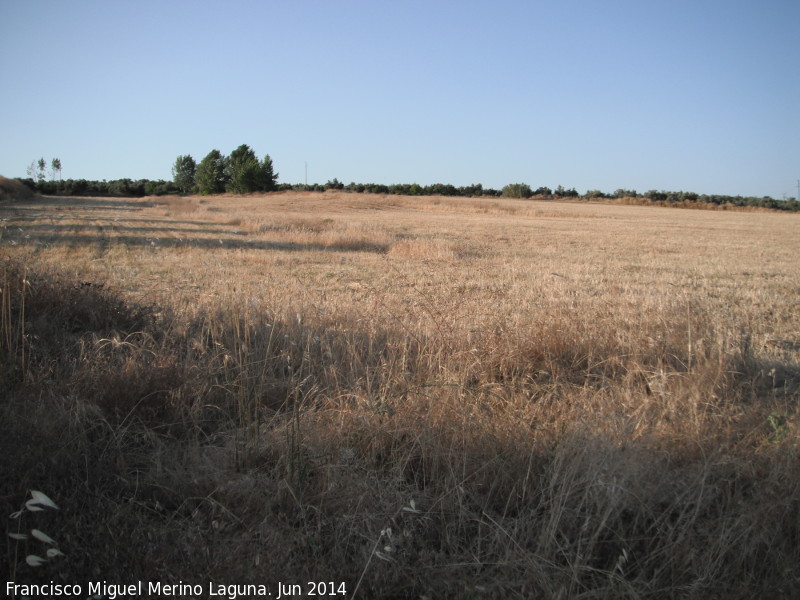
<box><xmin>15</xmin><ymin>148</ymin><xmax>798</xmax><ymax>212</ymax></box>
<box><xmin>17</xmin><ymin>144</ymin><xmax>279</xmax><ymax>198</ymax></box>
<box><xmin>21</xmin><ymin>177</ymin><xmax>180</xmax><ymax>197</ymax></box>
<box><xmin>292</xmin><ymin>180</ymin><xmax>798</xmax><ymax>211</ymax></box>
<box><xmin>292</xmin><ymin>179</ymin><xmax>579</xmax><ymax>199</ymax></box>
<box><xmin>582</xmin><ymin>188</ymin><xmax>800</xmax><ymax>211</ymax></box>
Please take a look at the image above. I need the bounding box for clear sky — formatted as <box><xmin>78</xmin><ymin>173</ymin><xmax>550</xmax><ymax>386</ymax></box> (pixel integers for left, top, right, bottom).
<box><xmin>1</xmin><ymin>0</ymin><xmax>798</xmax><ymax>198</ymax></box>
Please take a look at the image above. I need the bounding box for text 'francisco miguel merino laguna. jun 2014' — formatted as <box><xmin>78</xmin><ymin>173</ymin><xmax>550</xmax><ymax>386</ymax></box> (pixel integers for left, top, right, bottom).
<box><xmin>6</xmin><ymin>579</ymin><xmax>349</xmax><ymax>599</ymax></box>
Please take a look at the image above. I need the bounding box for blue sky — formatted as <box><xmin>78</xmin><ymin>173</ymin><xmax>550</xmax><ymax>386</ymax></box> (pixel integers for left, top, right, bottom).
<box><xmin>1</xmin><ymin>0</ymin><xmax>798</xmax><ymax>198</ymax></box>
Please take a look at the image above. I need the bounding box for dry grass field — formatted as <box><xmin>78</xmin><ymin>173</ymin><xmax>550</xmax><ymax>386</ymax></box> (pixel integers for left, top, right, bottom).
<box><xmin>2</xmin><ymin>190</ymin><xmax>799</xmax><ymax>598</ymax></box>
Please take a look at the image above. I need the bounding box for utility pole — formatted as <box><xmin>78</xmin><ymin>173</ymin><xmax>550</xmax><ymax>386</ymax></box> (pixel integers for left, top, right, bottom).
<box><xmin>305</xmin><ymin>162</ymin><xmax>308</xmax><ymax>186</ymax></box>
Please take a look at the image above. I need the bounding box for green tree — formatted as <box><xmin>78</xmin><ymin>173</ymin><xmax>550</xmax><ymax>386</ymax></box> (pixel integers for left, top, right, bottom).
<box><xmin>501</xmin><ymin>183</ymin><xmax>533</xmax><ymax>198</ymax></box>
<box><xmin>224</xmin><ymin>145</ymin><xmax>278</xmax><ymax>193</ymax></box>
<box><xmin>195</xmin><ymin>149</ymin><xmax>227</xmax><ymax>195</ymax></box>
<box><xmin>261</xmin><ymin>154</ymin><xmax>278</xmax><ymax>191</ymax></box>
<box><xmin>51</xmin><ymin>158</ymin><xmax>62</xmax><ymax>181</ymax></box>
<box><xmin>36</xmin><ymin>158</ymin><xmax>47</xmax><ymax>183</ymax></box>
<box><xmin>224</xmin><ymin>144</ymin><xmax>260</xmax><ymax>194</ymax></box>
<box><xmin>172</xmin><ymin>154</ymin><xmax>196</xmax><ymax>194</ymax></box>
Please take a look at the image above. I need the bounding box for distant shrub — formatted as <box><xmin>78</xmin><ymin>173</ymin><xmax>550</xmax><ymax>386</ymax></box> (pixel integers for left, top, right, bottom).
<box><xmin>533</xmin><ymin>186</ymin><xmax>552</xmax><ymax>196</ymax></box>
<box><xmin>554</xmin><ymin>185</ymin><xmax>579</xmax><ymax>198</ymax></box>
<box><xmin>145</xmin><ymin>180</ymin><xmax>178</xmax><ymax>196</ymax></box>
<box><xmin>502</xmin><ymin>183</ymin><xmax>533</xmax><ymax>199</ymax></box>
<box><xmin>325</xmin><ymin>178</ymin><xmax>344</xmax><ymax>190</ymax></box>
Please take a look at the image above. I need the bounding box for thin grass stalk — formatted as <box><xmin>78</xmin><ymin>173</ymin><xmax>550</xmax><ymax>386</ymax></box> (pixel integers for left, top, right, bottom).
<box><xmin>19</xmin><ymin>267</ymin><xmax>25</xmax><ymax>376</ymax></box>
<box><xmin>0</xmin><ymin>265</ymin><xmax>26</xmax><ymax>377</ymax></box>
<box><xmin>1</xmin><ymin>267</ymin><xmax>10</xmax><ymax>353</ymax></box>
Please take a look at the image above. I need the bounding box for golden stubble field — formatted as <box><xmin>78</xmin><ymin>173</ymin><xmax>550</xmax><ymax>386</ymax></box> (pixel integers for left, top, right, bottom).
<box><xmin>2</xmin><ymin>191</ymin><xmax>799</xmax><ymax>598</ymax></box>
<box><xmin>3</xmin><ymin>191</ymin><xmax>798</xmax><ymax>337</ymax></box>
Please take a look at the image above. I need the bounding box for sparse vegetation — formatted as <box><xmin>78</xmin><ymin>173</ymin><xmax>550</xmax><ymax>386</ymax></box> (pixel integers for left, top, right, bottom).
<box><xmin>1</xmin><ymin>190</ymin><xmax>798</xmax><ymax>598</ymax></box>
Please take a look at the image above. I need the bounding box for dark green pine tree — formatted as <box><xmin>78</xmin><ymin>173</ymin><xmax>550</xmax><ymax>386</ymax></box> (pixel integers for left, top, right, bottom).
<box><xmin>195</xmin><ymin>149</ymin><xmax>227</xmax><ymax>195</ymax></box>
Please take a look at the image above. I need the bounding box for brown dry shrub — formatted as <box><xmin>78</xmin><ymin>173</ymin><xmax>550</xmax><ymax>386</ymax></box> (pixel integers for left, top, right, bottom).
<box><xmin>0</xmin><ymin>176</ymin><xmax>37</xmax><ymax>202</ymax></box>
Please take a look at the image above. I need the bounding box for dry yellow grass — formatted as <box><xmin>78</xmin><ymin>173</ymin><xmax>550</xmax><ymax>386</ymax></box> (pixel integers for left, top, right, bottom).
<box><xmin>1</xmin><ymin>191</ymin><xmax>799</xmax><ymax>597</ymax></box>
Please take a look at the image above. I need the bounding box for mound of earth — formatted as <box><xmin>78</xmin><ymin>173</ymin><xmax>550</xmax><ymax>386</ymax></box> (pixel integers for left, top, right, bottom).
<box><xmin>0</xmin><ymin>175</ymin><xmax>37</xmax><ymax>202</ymax></box>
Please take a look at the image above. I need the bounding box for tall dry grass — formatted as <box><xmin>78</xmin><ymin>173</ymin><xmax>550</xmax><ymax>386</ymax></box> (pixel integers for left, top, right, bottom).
<box><xmin>1</xmin><ymin>192</ymin><xmax>799</xmax><ymax>598</ymax></box>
